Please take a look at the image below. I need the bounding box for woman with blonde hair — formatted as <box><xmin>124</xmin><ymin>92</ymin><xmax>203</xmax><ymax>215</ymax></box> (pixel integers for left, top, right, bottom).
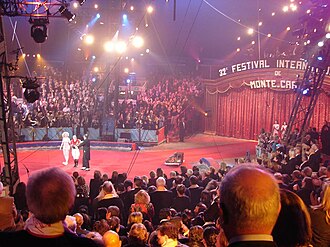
<box><xmin>310</xmin><ymin>182</ymin><xmax>330</xmax><ymax>247</ymax></box>
<box><xmin>127</xmin><ymin>212</ymin><xmax>143</xmax><ymax>232</ymax></box>
<box><xmin>124</xmin><ymin>223</ymin><xmax>149</xmax><ymax>247</ymax></box>
<box><xmin>129</xmin><ymin>190</ymin><xmax>154</xmax><ymax>221</ymax></box>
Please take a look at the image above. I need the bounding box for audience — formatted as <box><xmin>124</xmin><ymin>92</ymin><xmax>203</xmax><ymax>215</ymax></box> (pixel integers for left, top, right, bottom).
<box><xmin>1</xmin><ymin>118</ymin><xmax>329</xmax><ymax>247</ymax></box>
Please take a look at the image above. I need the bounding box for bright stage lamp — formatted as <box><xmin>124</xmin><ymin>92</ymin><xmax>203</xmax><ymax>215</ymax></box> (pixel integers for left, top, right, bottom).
<box><xmin>147</xmin><ymin>6</ymin><xmax>154</xmax><ymax>14</ymax></box>
<box><xmin>132</xmin><ymin>36</ymin><xmax>144</xmax><ymax>48</ymax></box>
<box><xmin>84</xmin><ymin>34</ymin><xmax>94</xmax><ymax>45</ymax></box>
<box><xmin>104</xmin><ymin>41</ymin><xmax>115</xmax><ymax>52</ymax></box>
<box><xmin>247</xmin><ymin>28</ymin><xmax>254</xmax><ymax>35</ymax></box>
<box><xmin>115</xmin><ymin>41</ymin><xmax>127</xmax><ymax>54</ymax></box>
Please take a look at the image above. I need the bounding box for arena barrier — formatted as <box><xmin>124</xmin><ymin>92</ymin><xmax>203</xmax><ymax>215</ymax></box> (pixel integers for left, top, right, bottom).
<box><xmin>17</xmin><ymin>126</ymin><xmax>165</xmax><ymax>145</ymax></box>
<box><xmin>115</xmin><ymin>127</ymin><xmax>165</xmax><ymax>145</ymax></box>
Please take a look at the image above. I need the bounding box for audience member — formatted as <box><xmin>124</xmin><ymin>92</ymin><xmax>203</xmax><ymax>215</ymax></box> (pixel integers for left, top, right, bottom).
<box><xmin>309</xmin><ymin>182</ymin><xmax>330</xmax><ymax>247</ymax></box>
<box><xmin>0</xmin><ymin>167</ymin><xmax>100</xmax><ymax>246</ymax></box>
<box><xmin>219</xmin><ymin>165</ymin><xmax>280</xmax><ymax>247</ymax></box>
<box><xmin>103</xmin><ymin>230</ymin><xmax>122</xmax><ymax>247</ymax></box>
<box><xmin>0</xmin><ymin>182</ymin><xmax>17</xmax><ymax>232</ymax></box>
<box><xmin>272</xmin><ymin>189</ymin><xmax>312</xmax><ymax>247</ymax></box>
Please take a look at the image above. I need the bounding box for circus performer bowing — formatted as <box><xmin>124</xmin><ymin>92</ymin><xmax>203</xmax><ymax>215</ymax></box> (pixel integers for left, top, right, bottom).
<box><xmin>70</xmin><ymin>135</ymin><xmax>81</xmax><ymax>167</ymax></box>
<box><xmin>60</xmin><ymin>132</ymin><xmax>70</xmax><ymax>165</ymax></box>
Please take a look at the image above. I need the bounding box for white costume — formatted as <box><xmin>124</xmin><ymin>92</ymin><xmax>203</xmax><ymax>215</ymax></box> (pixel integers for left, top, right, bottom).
<box><xmin>272</xmin><ymin>121</ymin><xmax>280</xmax><ymax>137</ymax></box>
<box><xmin>60</xmin><ymin>132</ymin><xmax>70</xmax><ymax>165</ymax></box>
<box><xmin>70</xmin><ymin>135</ymin><xmax>81</xmax><ymax>167</ymax></box>
<box><xmin>280</xmin><ymin>122</ymin><xmax>288</xmax><ymax>139</ymax></box>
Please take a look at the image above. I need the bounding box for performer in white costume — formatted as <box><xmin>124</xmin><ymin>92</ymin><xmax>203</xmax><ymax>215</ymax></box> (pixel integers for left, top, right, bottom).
<box><xmin>272</xmin><ymin>120</ymin><xmax>280</xmax><ymax>137</ymax></box>
<box><xmin>60</xmin><ymin>132</ymin><xmax>70</xmax><ymax>165</ymax></box>
<box><xmin>70</xmin><ymin>135</ymin><xmax>81</xmax><ymax>167</ymax></box>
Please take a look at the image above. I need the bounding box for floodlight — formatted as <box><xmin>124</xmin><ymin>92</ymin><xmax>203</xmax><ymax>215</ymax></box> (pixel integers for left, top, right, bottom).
<box><xmin>59</xmin><ymin>6</ymin><xmax>76</xmax><ymax>22</ymax></box>
<box><xmin>22</xmin><ymin>78</ymin><xmax>40</xmax><ymax>103</ymax></box>
<box><xmin>78</xmin><ymin>0</ymin><xmax>86</xmax><ymax>6</ymax></box>
<box><xmin>132</xmin><ymin>36</ymin><xmax>144</xmax><ymax>48</ymax></box>
<box><xmin>30</xmin><ymin>18</ymin><xmax>49</xmax><ymax>43</ymax></box>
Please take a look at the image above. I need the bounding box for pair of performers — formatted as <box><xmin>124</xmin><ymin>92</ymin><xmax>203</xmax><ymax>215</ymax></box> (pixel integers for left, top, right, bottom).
<box><xmin>60</xmin><ymin>132</ymin><xmax>89</xmax><ymax>169</ymax></box>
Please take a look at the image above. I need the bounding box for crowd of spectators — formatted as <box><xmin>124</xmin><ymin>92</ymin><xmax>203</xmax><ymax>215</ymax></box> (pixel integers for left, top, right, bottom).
<box><xmin>0</xmin><ymin>144</ymin><xmax>330</xmax><ymax>246</ymax></box>
<box><xmin>116</xmin><ymin>77</ymin><xmax>202</xmax><ymax>131</ymax></box>
<box><xmin>256</xmin><ymin>121</ymin><xmax>330</xmax><ymax>171</ymax></box>
<box><xmin>11</xmin><ymin>67</ymin><xmax>103</xmax><ymax>131</ymax></box>
<box><xmin>10</xmin><ymin>68</ymin><xmax>203</xmax><ymax>138</ymax></box>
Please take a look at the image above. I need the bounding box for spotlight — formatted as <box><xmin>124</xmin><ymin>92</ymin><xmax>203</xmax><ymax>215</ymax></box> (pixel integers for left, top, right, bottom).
<box><xmin>29</xmin><ymin>18</ymin><xmax>49</xmax><ymax>43</ymax></box>
<box><xmin>22</xmin><ymin>78</ymin><xmax>40</xmax><ymax>103</ymax></box>
<box><xmin>73</xmin><ymin>2</ymin><xmax>79</xmax><ymax>8</ymax></box>
<box><xmin>326</xmin><ymin>33</ymin><xmax>330</xmax><ymax>39</ymax></box>
<box><xmin>96</xmin><ymin>13</ymin><xmax>101</xmax><ymax>18</ymax></box>
<box><xmin>59</xmin><ymin>6</ymin><xmax>75</xmax><ymax>22</ymax></box>
<box><xmin>104</xmin><ymin>41</ymin><xmax>115</xmax><ymax>52</ymax></box>
<box><xmin>77</xmin><ymin>0</ymin><xmax>86</xmax><ymax>6</ymax></box>
<box><xmin>247</xmin><ymin>28</ymin><xmax>254</xmax><ymax>35</ymax></box>
<box><xmin>132</xmin><ymin>36</ymin><xmax>144</xmax><ymax>48</ymax></box>
<box><xmin>147</xmin><ymin>6</ymin><xmax>154</xmax><ymax>14</ymax></box>
<box><xmin>115</xmin><ymin>41</ymin><xmax>127</xmax><ymax>54</ymax></box>
<box><xmin>318</xmin><ymin>41</ymin><xmax>324</xmax><ymax>47</ymax></box>
<box><xmin>84</xmin><ymin>34</ymin><xmax>94</xmax><ymax>45</ymax></box>
<box><xmin>317</xmin><ymin>56</ymin><xmax>323</xmax><ymax>61</ymax></box>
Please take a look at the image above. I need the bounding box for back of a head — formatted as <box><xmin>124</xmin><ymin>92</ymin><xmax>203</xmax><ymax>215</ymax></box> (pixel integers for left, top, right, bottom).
<box><xmin>128</xmin><ymin>211</ymin><xmax>143</xmax><ymax>225</ymax></box>
<box><xmin>103</xmin><ymin>230</ymin><xmax>121</xmax><ymax>247</ymax></box>
<box><xmin>128</xmin><ymin>223</ymin><xmax>149</xmax><ymax>244</ymax></box>
<box><xmin>190</xmin><ymin>175</ymin><xmax>199</xmax><ymax>185</ymax></box>
<box><xmin>189</xmin><ymin>225</ymin><xmax>204</xmax><ymax>242</ymax></box>
<box><xmin>203</xmin><ymin>226</ymin><xmax>219</xmax><ymax>247</ymax></box>
<box><xmin>156</xmin><ymin>177</ymin><xmax>166</xmax><ymax>187</ymax></box>
<box><xmin>27</xmin><ymin>167</ymin><xmax>76</xmax><ymax>224</ymax></box>
<box><xmin>158</xmin><ymin>223</ymin><xmax>178</xmax><ymax>240</ymax></box>
<box><xmin>107</xmin><ymin>205</ymin><xmax>120</xmax><ymax>217</ymax></box>
<box><xmin>272</xmin><ymin>189</ymin><xmax>312</xmax><ymax>247</ymax></box>
<box><xmin>219</xmin><ymin>165</ymin><xmax>280</xmax><ymax>237</ymax></box>
<box><xmin>102</xmin><ymin>181</ymin><xmax>114</xmax><ymax>194</ymax></box>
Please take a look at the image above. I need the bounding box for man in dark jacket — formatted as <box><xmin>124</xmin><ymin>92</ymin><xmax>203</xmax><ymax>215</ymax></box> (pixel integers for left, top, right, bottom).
<box><xmin>79</xmin><ymin>133</ymin><xmax>91</xmax><ymax>171</ymax></box>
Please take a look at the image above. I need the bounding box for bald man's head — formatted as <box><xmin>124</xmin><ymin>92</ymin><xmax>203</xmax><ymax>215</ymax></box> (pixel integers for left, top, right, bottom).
<box><xmin>220</xmin><ymin>165</ymin><xmax>280</xmax><ymax>238</ymax></box>
<box><xmin>103</xmin><ymin>230</ymin><xmax>121</xmax><ymax>247</ymax></box>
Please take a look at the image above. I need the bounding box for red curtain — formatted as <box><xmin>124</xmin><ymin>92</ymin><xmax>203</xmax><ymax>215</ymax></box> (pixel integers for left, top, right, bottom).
<box><xmin>214</xmin><ymin>88</ymin><xmax>330</xmax><ymax>140</ymax></box>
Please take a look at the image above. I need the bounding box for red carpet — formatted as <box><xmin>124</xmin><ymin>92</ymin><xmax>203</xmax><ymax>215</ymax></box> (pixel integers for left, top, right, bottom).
<box><xmin>7</xmin><ymin>134</ymin><xmax>257</xmax><ymax>184</ymax></box>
